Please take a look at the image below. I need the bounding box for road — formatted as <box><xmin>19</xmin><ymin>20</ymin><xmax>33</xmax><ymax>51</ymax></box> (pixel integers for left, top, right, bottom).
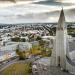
<box><xmin>0</xmin><ymin>56</ymin><xmax>37</xmax><ymax>72</ymax></box>
<box><xmin>0</xmin><ymin>57</ymin><xmax>19</xmax><ymax>72</ymax></box>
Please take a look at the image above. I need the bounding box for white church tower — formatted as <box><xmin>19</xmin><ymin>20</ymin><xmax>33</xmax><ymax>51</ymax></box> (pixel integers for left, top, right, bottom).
<box><xmin>56</xmin><ymin>9</ymin><xmax>67</xmax><ymax>69</ymax></box>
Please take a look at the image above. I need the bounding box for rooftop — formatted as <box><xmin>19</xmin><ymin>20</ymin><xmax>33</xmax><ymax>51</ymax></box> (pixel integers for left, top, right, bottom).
<box><xmin>34</xmin><ymin>57</ymin><xmax>50</xmax><ymax>65</ymax></box>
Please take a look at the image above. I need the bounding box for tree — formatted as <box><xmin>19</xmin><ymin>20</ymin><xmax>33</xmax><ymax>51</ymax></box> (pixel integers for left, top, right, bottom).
<box><xmin>16</xmin><ymin>49</ymin><xmax>19</xmax><ymax>55</ymax></box>
<box><xmin>39</xmin><ymin>40</ymin><xmax>46</xmax><ymax>47</ymax></box>
<box><xmin>36</xmin><ymin>36</ymin><xmax>42</xmax><ymax>41</ymax></box>
<box><xmin>20</xmin><ymin>38</ymin><xmax>26</xmax><ymax>42</ymax></box>
<box><xmin>11</xmin><ymin>37</ymin><xmax>20</xmax><ymax>42</ymax></box>
<box><xmin>16</xmin><ymin>49</ymin><xmax>26</xmax><ymax>60</ymax></box>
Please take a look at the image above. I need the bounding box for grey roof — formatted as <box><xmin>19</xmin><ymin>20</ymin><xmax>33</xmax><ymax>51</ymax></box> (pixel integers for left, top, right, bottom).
<box><xmin>69</xmin><ymin>41</ymin><xmax>75</xmax><ymax>52</ymax></box>
<box><xmin>0</xmin><ymin>50</ymin><xmax>15</xmax><ymax>56</ymax></box>
<box><xmin>34</xmin><ymin>57</ymin><xmax>50</xmax><ymax>66</ymax></box>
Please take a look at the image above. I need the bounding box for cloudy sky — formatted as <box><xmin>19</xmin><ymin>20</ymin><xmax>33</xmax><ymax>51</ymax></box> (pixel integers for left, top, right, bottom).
<box><xmin>0</xmin><ymin>0</ymin><xmax>75</xmax><ymax>24</ymax></box>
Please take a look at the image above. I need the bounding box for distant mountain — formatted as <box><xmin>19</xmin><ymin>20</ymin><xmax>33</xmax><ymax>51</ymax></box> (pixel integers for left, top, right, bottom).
<box><xmin>0</xmin><ymin>0</ymin><xmax>29</xmax><ymax>1</ymax></box>
<box><xmin>0</xmin><ymin>0</ymin><xmax>16</xmax><ymax>2</ymax></box>
<box><xmin>0</xmin><ymin>0</ymin><xmax>30</xmax><ymax>2</ymax></box>
<box><xmin>34</xmin><ymin>0</ymin><xmax>74</xmax><ymax>6</ymax></box>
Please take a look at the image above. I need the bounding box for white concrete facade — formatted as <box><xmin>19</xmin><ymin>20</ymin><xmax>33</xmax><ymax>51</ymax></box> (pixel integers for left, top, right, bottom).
<box><xmin>51</xmin><ymin>9</ymin><xmax>75</xmax><ymax>74</ymax></box>
<box><xmin>56</xmin><ymin>9</ymin><xmax>67</xmax><ymax>69</ymax></box>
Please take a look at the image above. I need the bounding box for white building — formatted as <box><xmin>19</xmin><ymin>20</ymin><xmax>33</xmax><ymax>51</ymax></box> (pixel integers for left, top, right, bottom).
<box><xmin>19</xmin><ymin>42</ymin><xmax>32</xmax><ymax>51</ymax></box>
<box><xmin>0</xmin><ymin>50</ymin><xmax>16</xmax><ymax>62</ymax></box>
<box><xmin>0</xmin><ymin>43</ymin><xmax>18</xmax><ymax>51</ymax></box>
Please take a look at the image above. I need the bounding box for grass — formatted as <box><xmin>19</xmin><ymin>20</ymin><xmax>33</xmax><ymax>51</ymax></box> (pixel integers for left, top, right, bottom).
<box><xmin>30</xmin><ymin>45</ymin><xmax>52</xmax><ymax>57</ymax></box>
<box><xmin>30</xmin><ymin>46</ymin><xmax>42</xmax><ymax>55</ymax></box>
<box><xmin>68</xmin><ymin>28</ymin><xmax>75</xmax><ymax>33</ymax></box>
<box><xmin>0</xmin><ymin>63</ymin><xmax>32</xmax><ymax>75</ymax></box>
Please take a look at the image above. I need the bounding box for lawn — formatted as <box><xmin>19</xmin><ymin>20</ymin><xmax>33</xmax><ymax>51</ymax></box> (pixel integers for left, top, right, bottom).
<box><xmin>30</xmin><ymin>45</ymin><xmax>52</xmax><ymax>57</ymax></box>
<box><xmin>0</xmin><ymin>63</ymin><xmax>32</xmax><ymax>75</ymax></box>
<box><xmin>31</xmin><ymin>46</ymin><xmax>42</xmax><ymax>55</ymax></box>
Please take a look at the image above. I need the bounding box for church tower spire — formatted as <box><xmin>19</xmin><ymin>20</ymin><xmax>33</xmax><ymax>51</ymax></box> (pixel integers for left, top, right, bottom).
<box><xmin>56</xmin><ymin>8</ymin><xmax>67</xmax><ymax>69</ymax></box>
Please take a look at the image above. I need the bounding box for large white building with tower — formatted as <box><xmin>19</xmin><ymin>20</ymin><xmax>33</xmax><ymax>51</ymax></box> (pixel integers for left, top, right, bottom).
<box><xmin>51</xmin><ymin>8</ymin><xmax>75</xmax><ymax>74</ymax></box>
